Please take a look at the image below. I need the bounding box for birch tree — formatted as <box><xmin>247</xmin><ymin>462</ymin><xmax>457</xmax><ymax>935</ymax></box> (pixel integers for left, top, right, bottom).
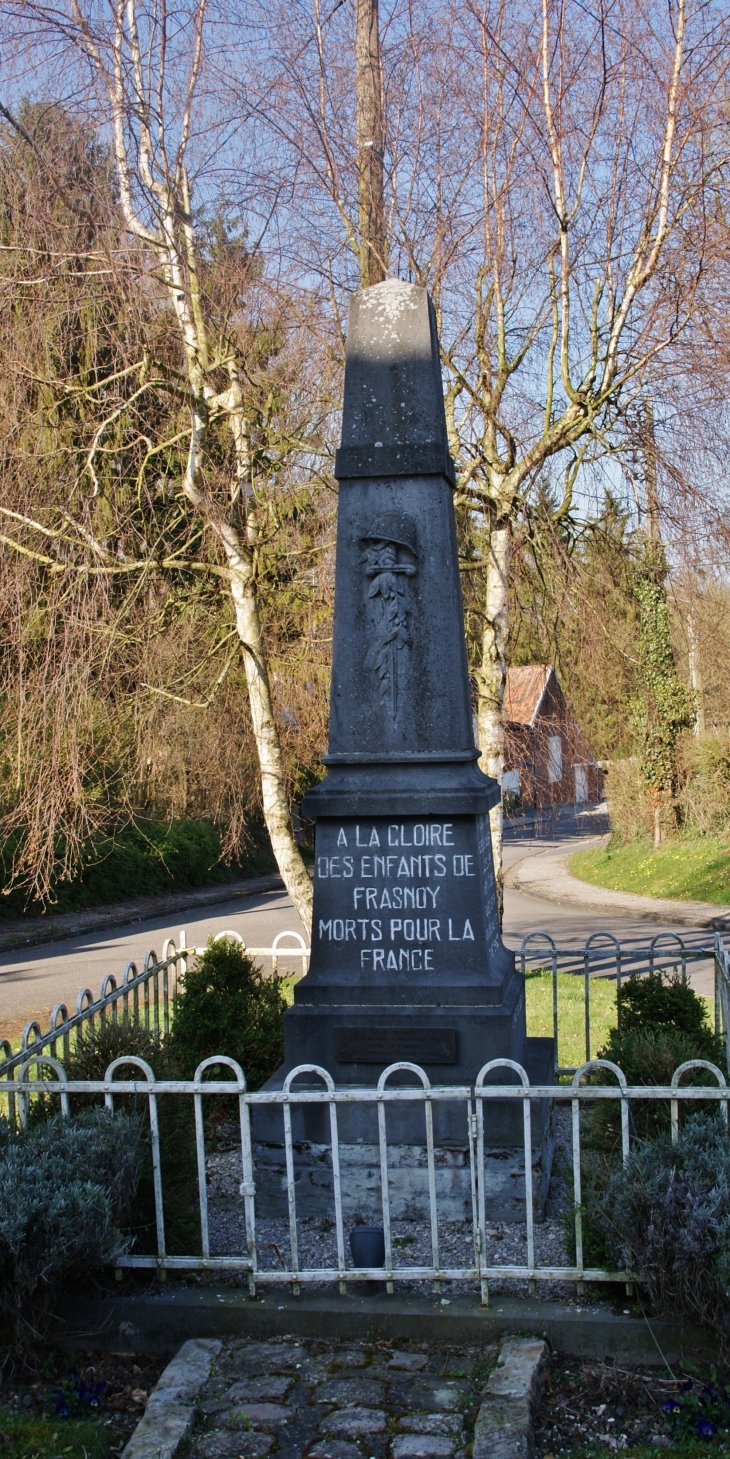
<box><xmin>243</xmin><ymin>0</ymin><xmax>730</xmax><ymax>902</ymax></box>
<box><xmin>3</xmin><ymin>0</ymin><xmax>316</xmax><ymax>926</ymax></box>
<box><xmin>432</xmin><ymin>0</ymin><xmax>729</xmax><ymax>892</ymax></box>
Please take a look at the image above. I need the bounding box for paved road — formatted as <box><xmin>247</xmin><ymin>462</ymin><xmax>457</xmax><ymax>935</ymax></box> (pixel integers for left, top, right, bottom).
<box><xmin>0</xmin><ymin>825</ymin><xmax>717</xmax><ymax>1037</ymax></box>
<box><xmin>0</xmin><ymin>888</ymin><xmax>308</xmax><ymax>1039</ymax></box>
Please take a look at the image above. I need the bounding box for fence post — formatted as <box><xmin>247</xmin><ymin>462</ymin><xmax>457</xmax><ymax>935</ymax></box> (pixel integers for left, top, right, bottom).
<box><xmin>177</xmin><ymin>930</ymin><xmax>187</xmax><ymax>1018</ymax></box>
<box><xmin>715</xmin><ymin>932</ymin><xmax>723</xmax><ymax>1040</ymax></box>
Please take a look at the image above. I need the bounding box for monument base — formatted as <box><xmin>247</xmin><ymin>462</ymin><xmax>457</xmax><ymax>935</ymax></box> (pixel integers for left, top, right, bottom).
<box><xmin>252</xmin><ymin>1037</ymin><xmax>555</xmax><ymax>1223</ymax></box>
<box><xmin>252</xmin><ymin>1136</ymin><xmax>555</xmax><ymax>1225</ymax></box>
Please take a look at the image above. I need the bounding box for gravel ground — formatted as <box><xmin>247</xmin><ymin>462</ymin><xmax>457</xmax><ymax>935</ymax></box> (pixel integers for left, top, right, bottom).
<box><xmin>205</xmin><ymin>1107</ymin><xmax>578</xmax><ymax>1298</ymax></box>
<box><xmin>182</xmin><ymin>1335</ymin><xmax>497</xmax><ymax>1459</ymax></box>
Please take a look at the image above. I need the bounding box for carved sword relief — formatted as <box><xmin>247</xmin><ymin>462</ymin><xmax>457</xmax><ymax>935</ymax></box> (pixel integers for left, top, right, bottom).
<box><xmin>361</xmin><ymin>513</ymin><xmax>418</xmax><ymax>721</ymax></box>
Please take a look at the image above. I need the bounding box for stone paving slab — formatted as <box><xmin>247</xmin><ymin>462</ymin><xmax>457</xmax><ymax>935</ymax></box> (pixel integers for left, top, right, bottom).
<box><xmin>181</xmin><ymin>1336</ymin><xmax>498</xmax><ymax>1459</ymax></box>
<box><xmin>122</xmin><ymin>1337</ymin><xmax>221</xmax><ymax>1459</ymax></box>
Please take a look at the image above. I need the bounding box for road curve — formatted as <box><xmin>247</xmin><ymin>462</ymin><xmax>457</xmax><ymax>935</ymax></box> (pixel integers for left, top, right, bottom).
<box><xmin>0</xmin><ymin>832</ymin><xmax>718</xmax><ymax>1037</ymax></box>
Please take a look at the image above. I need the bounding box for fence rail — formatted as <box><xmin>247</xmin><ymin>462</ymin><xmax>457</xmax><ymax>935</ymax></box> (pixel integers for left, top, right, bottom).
<box><xmin>2</xmin><ymin>1053</ymin><xmax>727</xmax><ymax>1304</ymax></box>
<box><xmin>520</xmin><ymin>929</ymin><xmax>724</xmax><ymax>1074</ymax></box>
<box><xmin>0</xmin><ymin>929</ymin><xmax>311</xmax><ymax>1078</ymax></box>
<box><xmin>1</xmin><ymin>926</ymin><xmax>724</xmax><ymax>1080</ymax></box>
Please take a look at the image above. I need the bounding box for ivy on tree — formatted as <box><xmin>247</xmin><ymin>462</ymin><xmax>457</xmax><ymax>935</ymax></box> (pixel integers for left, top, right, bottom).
<box><xmin>630</xmin><ymin>539</ymin><xmax>694</xmax><ymax>845</ymax></box>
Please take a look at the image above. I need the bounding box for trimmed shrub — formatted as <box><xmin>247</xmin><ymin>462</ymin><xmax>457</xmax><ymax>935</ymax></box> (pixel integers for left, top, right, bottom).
<box><xmin>592</xmin><ymin>1111</ymin><xmax>730</xmax><ymax>1333</ymax></box>
<box><xmin>576</xmin><ymin>970</ymin><xmax>726</xmax><ymax>1268</ymax></box>
<box><xmin>65</xmin><ymin>1020</ymin><xmax>201</xmax><ymax>1256</ymax></box>
<box><xmin>0</xmin><ymin>1108</ymin><xmax>143</xmax><ymax>1313</ymax></box>
<box><xmin>170</xmin><ymin>938</ymin><xmax>286</xmax><ymax>1090</ymax></box>
<box><xmin>0</xmin><ymin>816</ymin><xmax>276</xmax><ymax>920</ymax></box>
<box><xmin>613</xmin><ymin>967</ymin><xmax>720</xmax><ymax>1054</ymax></box>
<box><xmin>589</xmin><ymin>971</ymin><xmax>724</xmax><ymax>1147</ymax></box>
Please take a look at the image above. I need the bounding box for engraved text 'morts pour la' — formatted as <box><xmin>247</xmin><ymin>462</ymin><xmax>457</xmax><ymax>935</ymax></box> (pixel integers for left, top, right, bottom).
<box><xmin>254</xmin><ymin>280</ymin><xmax>555</xmax><ymax>1222</ymax></box>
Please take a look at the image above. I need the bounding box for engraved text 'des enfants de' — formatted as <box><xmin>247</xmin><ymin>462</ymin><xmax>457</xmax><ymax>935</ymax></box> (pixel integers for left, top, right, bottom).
<box><xmin>361</xmin><ymin>513</ymin><xmax>417</xmax><ymax>721</ymax></box>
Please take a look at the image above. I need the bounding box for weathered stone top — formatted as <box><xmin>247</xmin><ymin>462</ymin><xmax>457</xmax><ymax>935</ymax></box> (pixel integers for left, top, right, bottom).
<box><xmin>334</xmin><ymin>280</ymin><xmax>455</xmax><ymax>485</ymax></box>
<box><xmin>304</xmin><ymin>278</ymin><xmax>498</xmax><ymax>816</ymax></box>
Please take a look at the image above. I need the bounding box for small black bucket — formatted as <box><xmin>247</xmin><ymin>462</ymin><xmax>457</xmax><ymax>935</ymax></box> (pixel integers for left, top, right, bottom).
<box><xmin>349</xmin><ymin>1226</ymin><xmax>386</xmax><ymax>1269</ymax></box>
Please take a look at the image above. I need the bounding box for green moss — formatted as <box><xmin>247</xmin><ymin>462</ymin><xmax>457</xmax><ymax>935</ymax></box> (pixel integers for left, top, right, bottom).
<box><xmin>570</xmin><ymin>836</ymin><xmax>730</xmax><ymax>905</ymax></box>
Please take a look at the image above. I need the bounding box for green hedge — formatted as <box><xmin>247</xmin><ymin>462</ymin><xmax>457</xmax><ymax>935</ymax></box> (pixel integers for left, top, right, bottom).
<box><xmin>170</xmin><ymin>937</ymin><xmax>287</xmax><ymax>1090</ymax></box>
<box><xmin>0</xmin><ymin>817</ymin><xmax>275</xmax><ymax>920</ymax></box>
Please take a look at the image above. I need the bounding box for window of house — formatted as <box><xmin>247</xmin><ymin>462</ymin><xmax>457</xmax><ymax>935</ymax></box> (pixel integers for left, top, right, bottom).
<box><xmin>547</xmin><ymin>735</ymin><xmax>563</xmax><ymax>783</ymax></box>
<box><xmin>574</xmin><ymin>765</ymin><xmax>588</xmax><ymax>803</ymax></box>
<box><xmin>503</xmin><ymin>769</ymin><xmax>520</xmax><ymax>795</ymax></box>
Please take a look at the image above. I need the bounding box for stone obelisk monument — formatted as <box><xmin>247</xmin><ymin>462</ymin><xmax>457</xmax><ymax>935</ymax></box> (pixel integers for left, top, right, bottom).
<box><xmin>256</xmin><ymin>280</ymin><xmax>553</xmax><ymax>1218</ymax></box>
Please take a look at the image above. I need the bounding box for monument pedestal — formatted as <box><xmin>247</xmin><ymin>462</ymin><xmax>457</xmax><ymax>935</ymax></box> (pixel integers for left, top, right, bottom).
<box><xmin>254</xmin><ymin>806</ymin><xmax>555</xmax><ymax>1221</ymax></box>
<box><xmin>253</xmin><ymin>280</ymin><xmax>554</xmax><ymax>1221</ymax></box>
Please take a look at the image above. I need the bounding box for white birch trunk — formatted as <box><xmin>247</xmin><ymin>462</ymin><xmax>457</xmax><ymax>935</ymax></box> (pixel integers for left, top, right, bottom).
<box><xmin>227</xmin><ymin>553</ymin><xmax>314</xmax><ymax>935</ymax></box>
<box><xmin>477</xmin><ymin>518</ymin><xmax>510</xmax><ymax>916</ymax></box>
<box><xmin>220</xmin><ymin>369</ymin><xmax>314</xmax><ymax>936</ymax></box>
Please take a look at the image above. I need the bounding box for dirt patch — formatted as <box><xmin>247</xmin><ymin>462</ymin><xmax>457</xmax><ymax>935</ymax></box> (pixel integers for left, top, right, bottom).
<box><xmin>535</xmin><ymin>1355</ymin><xmax>706</xmax><ymax>1455</ymax></box>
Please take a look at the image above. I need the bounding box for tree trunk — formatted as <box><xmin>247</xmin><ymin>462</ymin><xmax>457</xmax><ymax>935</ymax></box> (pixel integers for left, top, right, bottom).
<box><xmin>355</xmin><ymin>0</ymin><xmax>387</xmax><ymax>286</ymax></box>
<box><xmin>477</xmin><ymin>516</ymin><xmax>511</xmax><ymax>919</ymax></box>
<box><xmin>228</xmin><ymin>557</ymin><xmax>314</xmax><ymax>935</ymax></box>
<box><xmin>221</xmin><ymin>373</ymin><xmax>314</xmax><ymax>935</ymax></box>
<box><xmin>641</xmin><ymin>397</ymin><xmax>661</xmax><ymax>541</ymax></box>
<box><xmin>687</xmin><ymin>594</ymin><xmax>705</xmax><ymax>737</ymax></box>
<box><xmin>652</xmin><ymin>796</ymin><xmax>663</xmax><ymax>849</ymax></box>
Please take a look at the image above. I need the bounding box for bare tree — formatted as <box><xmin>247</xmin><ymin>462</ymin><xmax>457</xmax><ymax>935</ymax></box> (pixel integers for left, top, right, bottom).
<box><xmin>431</xmin><ymin>0</ymin><xmax>730</xmax><ymax>891</ymax></box>
<box><xmin>0</xmin><ymin>3</ymin><xmax>319</xmax><ymax>927</ymax></box>
<box><xmin>241</xmin><ymin>0</ymin><xmax>730</xmax><ymax>899</ymax></box>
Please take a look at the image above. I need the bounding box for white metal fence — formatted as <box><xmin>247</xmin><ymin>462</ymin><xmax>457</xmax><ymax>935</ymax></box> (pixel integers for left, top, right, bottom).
<box><xmin>0</xmin><ymin>929</ymin><xmax>310</xmax><ymax>1078</ymax></box>
<box><xmin>521</xmin><ymin>929</ymin><xmax>726</xmax><ymax>1073</ymax></box>
<box><xmin>2</xmin><ymin>1052</ymin><xmax>727</xmax><ymax>1304</ymax></box>
<box><xmin>716</xmin><ymin>934</ymin><xmax>730</xmax><ymax>1066</ymax></box>
<box><xmin>2</xmin><ymin>925</ymin><xmax>723</xmax><ymax>1081</ymax></box>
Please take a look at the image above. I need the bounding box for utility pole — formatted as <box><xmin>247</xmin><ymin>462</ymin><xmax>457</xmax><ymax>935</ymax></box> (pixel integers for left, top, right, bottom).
<box><xmin>355</xmin><ymin>0</ymin><xmax>387</xmax><ymax>286</ymax></box>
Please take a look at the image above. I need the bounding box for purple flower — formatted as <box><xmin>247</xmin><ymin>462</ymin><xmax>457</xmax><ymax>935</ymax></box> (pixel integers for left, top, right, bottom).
<box><xmin>697</xmin><ymin>1417</ymin><xmax>717</xmax><ymax>1438</ymax></box>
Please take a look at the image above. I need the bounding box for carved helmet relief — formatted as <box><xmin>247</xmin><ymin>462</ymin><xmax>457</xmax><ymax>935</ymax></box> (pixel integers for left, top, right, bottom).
<box><xmin>360</xmin><ymin>512</ymin><xmax>418</xmax><ymax>722</ymax></box>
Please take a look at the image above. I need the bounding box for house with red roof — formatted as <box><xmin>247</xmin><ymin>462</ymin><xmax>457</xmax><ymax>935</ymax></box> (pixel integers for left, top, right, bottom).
<box><xmin>502</xmin><ymin>665</ymin><xmax>603</xmax><ymax>809</ymax></box>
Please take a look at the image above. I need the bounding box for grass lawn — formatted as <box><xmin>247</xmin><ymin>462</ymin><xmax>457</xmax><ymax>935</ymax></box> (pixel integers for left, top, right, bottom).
<box><xmin>570</xmin><ymin>835</ymin><xmax>730</xmax><ymax>905</ymax></box>
<box><xmin>0</xmin><ymin>1353</ymin><xmax>163</xmax><ymax>1459</ymax></box>
<box><xmin>4</xmin><ymin>974</ymin><xmax>617</xmax><ymax>1078</ymax></box>
<box><xmin>525</xmin><ymin>968</ymin><xmax>617</xmax><ymax>1069</ymax></box>
<box><xmin>0</xmin><ymin>1408</ymin><xmax>119</xmax><ymax>1459</ymax></box>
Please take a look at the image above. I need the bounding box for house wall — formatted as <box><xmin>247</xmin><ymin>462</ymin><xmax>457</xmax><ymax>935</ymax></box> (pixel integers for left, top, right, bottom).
<box><xmin>503</xmin><ymin>675</ymin><xmax>603</xmax><ymax>808</ymax></box>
